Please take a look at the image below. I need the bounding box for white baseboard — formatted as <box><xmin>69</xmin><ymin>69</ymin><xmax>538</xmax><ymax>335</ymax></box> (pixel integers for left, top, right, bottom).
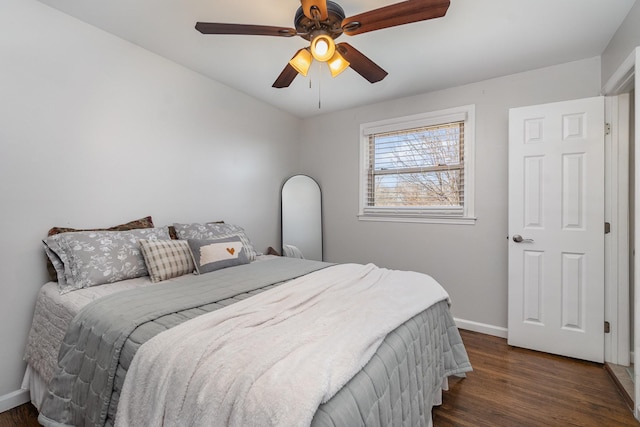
<box><xmin>0</xmin><ymin>389</ymin><xmax>30</xmax><ymax>413</ymax></box>
<box><xmin>454</xmin><ymin>318</ymin><xmax>508</xmax><ymax>339</ymax></box>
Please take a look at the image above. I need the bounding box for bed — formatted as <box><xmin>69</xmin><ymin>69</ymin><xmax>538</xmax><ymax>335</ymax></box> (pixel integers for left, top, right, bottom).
<box><xmin>23</xmin><ymin>218</ymin><xmax>471</xmax><ymax>427</ymax></box>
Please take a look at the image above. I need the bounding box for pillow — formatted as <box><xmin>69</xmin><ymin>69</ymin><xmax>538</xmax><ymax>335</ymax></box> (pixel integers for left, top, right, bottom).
<box><xmin>43</xmin><ymin>227</ymin><xmax>171</xmax><ymax>294</ymax></box>
<box><xmin>45</xmin><ymin>216</ymin><xmax>154</xmax><ymax>282</ymax></box>
<box><xmin>139</xmin><ymin>239</ymin><xmax>194</xmax><ymax>283</ymax></box>
<box><xmin>187</xmin><ymin>237</ymin><xmax>249</xmax><ymax>274</ymax></box>
<box><xmin>168</xmin><ymin>221</ymin><xmax>224</xmax><ymax>240</ymax></box>
<box><xmin>173</xmin><ymin>222</ymin><xmax>257</xmax><ymax>261</ymax></box>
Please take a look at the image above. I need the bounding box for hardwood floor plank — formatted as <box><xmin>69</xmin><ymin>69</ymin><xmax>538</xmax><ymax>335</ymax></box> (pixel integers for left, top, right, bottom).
<box><xmin>0</xmin><ymin>401</ymin><xmax>39</xmax><ymax>427</ymax></box>
<box><xmin>1</xmin><ymin>330</ymin><xmax>636</xmax><ymax>426</ymax></box>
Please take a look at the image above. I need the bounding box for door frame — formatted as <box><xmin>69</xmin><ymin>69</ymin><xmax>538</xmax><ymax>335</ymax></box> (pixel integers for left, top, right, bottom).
<box><xmin>601</xmin><ymin>46</ymin><xmax>638</xmax><ymax>417</ymax></box>
<box><xmin>604</xmin><ymin>94</ymin><xmax>631</xmax><ymax>366</ymax></box>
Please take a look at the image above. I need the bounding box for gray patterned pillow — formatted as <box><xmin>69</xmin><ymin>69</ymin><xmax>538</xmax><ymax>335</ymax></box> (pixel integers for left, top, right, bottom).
<box><xmin>173</xmin><ymin>223</ymin><xmax>257</xmax><ymax>261</ymax></box>
<box><xmin>43</xmin><ymin>227</ymin><xmax>171</xmax><ymax>294</ymax></box>
<box><xmin>187</xmin><ymin>237</ymin><xmax>249</xmax><ymax>274</ymax></box>
<box><xmin>139</xmin><ymin>239</ymin><xmax>194</xmax><ymax>283</ymax></box>
<box><xmin>45</xmin><ymin>216</ymin><xmax>155</xmax><ymax>282</ymax></box>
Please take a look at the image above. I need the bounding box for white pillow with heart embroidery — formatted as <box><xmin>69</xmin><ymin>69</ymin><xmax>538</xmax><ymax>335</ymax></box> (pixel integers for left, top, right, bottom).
<box><xmin>186</xmin><ymin>236</ymin><xmax>250</xmax><ymax>274</ymax></box>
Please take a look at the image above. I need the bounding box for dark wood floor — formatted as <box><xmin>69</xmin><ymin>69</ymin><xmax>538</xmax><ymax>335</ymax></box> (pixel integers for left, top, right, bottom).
<box><xmin>433</xmin><ymin>330</ymin><xmax>638</xmax><ymax>426</ymax></box>
<box><xmin>0</xmin><ymin>401</ymin><xmax>39</xmax><ymax>427</ymax></box>
<box><xmin>1</xmin><ymin>330</ymin><xmax>636</xmax><ymax>426</ymax></box>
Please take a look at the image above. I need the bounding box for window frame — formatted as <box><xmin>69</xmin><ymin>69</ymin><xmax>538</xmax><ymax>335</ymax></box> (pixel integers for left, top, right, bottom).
<box><xmin>358</xmin><ymin>105</ymin><xmax>476</xmax><ymax>225</ymax></box>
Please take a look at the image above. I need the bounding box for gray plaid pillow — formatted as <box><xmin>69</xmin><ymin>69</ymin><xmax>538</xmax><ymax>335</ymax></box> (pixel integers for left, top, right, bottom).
<box><xmin>139</xmin><ymin>239</ymin><xmax>194</xmax><ymax>282</ymax></box>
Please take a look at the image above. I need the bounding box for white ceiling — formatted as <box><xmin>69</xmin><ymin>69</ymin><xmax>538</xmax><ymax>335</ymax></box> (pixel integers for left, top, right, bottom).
<box><xmin>37</xmin><ymin>0</ymin><xmax>636</xmax><ymax>118</ymax></box>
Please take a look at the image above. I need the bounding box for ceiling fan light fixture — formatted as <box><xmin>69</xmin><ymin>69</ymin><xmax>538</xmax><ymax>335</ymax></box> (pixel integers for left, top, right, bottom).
<box><xmin>289</xmin><ymin>48</ymin><xmax>313</xmax><ymax>76</ymax></box>
<box><xmin>327</xmin><ymin>52</ymin><xmax>350</xmax><ymax>77</ymax></box>
<box><xmin>198</xmin><ymin>0</ymin><xmax>450</xmax><ymax>88</ymax></box>
<box><xmin>310</xmin><ymin>34</ymin><xmax>336</xmax><ymax>62</ymax></box>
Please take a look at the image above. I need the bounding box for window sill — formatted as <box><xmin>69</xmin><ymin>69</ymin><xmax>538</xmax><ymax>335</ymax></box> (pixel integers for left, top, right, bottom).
<box><xmin>357</xmin><ymin>215</ymin><xmax>477</xmax><ymax>225</ymax></box>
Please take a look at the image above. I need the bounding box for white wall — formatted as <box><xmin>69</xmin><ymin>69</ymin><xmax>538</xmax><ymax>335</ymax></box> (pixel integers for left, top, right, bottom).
<box><xmin>602</xmin><ymin>0</ymin><xmax>640</xmax><ymax>87</ymax></box>
<box><xmin>0</xmin><ymin>0</ymin><xmax>301</xmax><ymax>399</ymax></box>
<box><xmin>299</xmin><ymin>57</ymin><xmax>602</xmax><ymax>331</ymax></box>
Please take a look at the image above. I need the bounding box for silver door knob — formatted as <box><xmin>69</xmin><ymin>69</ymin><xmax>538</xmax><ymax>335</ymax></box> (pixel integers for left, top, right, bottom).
<box><xmin>513</xmin><ymin>234</ymin><xmax>534</xmax><ymax>243</ymax></box>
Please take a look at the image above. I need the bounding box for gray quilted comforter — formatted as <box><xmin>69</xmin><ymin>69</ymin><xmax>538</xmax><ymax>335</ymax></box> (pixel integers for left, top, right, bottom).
<box><xmin>313</xmin><ymin>300</ymin><xmax>470</xmax><ymax>426</ymax></box>
<box><xmin>37</xmin><ymin>258</ymin><xmax>471</xmax><ymax>427</ymax></box>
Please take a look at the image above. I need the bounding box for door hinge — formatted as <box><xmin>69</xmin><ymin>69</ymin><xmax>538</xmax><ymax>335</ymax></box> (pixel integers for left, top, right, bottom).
<box><xmin>604</xmin><ymin>321</ymin><xmax>611</xmax><ymax>333</ymax></box>
<box><xmin>605</xmin><ymin>222</ymin><xmax>611</xmax><ymax>234</ymax></box>
<box><xmin>605</xmin><ymin>123</ymin><xmax>611</xmax><ymax>136</ymax></box>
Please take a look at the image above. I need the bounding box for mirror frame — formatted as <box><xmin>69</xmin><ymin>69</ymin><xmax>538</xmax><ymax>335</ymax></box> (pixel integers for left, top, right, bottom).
<box><xmin>280</xmin><ymin>174</ymin><xmax>323</xmax><ymax>261</ymax></box>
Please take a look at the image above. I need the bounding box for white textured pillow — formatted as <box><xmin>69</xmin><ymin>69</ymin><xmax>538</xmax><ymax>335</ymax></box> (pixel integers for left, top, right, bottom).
<box><xmin>186</xmin><ymin>236</ymin><xmax>249</xmax><ymax>274</ymax></box>
<box><xmin>139</xmin><ymin>239</ymin><xmax>194</xmax><ymax>283</ymax></box>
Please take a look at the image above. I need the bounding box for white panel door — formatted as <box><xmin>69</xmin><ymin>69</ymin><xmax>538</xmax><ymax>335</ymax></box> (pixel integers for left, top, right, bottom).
<box><xmin>508</xmin><ymin>97</ymin><xmax>605</xmax><ymax>363</ymax></box>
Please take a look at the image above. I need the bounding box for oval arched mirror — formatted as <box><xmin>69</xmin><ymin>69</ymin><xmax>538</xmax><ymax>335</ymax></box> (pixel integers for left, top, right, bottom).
<box><xmin>281</xmin><ymin>175</ymin><xmax>323</xmax><ymax>261</ymax></box>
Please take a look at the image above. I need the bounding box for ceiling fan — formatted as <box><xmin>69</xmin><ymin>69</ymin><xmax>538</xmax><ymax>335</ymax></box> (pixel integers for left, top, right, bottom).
<box><xmin>195</xmin><ymin>0</ymin><xmax>450</xmax><ymax>88</ymax></box>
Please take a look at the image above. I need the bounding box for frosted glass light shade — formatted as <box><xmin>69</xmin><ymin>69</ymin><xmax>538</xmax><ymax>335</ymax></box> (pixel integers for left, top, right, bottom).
<box><xmin>328</xmin><ymin>52</ymin><xmax>350</xmax><ymax>77</ymax></box>
<box><xmin>289</xmin><ymin>49</ymin><xmax>313</xmax><ymax>76</ymax></box>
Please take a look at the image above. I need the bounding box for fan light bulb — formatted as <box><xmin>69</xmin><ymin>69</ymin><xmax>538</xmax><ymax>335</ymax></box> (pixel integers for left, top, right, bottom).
<box><xmin>315</xmin><ymin>40</ymin><xmax>329</xmax><ymax>56</ymax></box>
<box><xmin>310</xmin><ymin>34</ymin><xmax>336</xmax><ymax>62</ymax></box>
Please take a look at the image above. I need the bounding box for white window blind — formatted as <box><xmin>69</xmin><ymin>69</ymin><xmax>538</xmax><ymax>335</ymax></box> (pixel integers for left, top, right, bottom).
<box><xmin>359</xmin><ymin>105</ymin><xmax>475</xmax><ymax>224</ymax></box>
<box><xmin>366</xmin><ymin>121</ymin><xmax>464</xmax><ymax>210</ymax></box>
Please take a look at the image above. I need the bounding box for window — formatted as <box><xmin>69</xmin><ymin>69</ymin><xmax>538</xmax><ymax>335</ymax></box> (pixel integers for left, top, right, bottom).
<box><xmin>359</xmin><ymin>105</ymin><xmax>475</xmax><ymax>224</ymax></box>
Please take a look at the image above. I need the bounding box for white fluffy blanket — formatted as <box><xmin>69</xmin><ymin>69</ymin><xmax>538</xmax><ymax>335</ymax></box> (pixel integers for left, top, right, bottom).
<box><xmin>115</xmin><ymin>263</ymin><xmax>450</xmax><ymax>427</ymax></box>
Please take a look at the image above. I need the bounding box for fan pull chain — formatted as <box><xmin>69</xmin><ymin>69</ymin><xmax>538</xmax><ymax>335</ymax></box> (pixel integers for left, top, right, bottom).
<box><xmin>317</xmin><ymin>61</ymin><xmax>322</xmax><ymax>110</ymax></box>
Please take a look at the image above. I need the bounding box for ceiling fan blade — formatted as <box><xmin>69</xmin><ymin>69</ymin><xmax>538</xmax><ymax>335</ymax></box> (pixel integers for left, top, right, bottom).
<box><xmin>273</xmin><ymin>63</ymin><xmax>299</xmax><ymax>88</ymax></box>
<box><xmin>301</xmin><ymin>0</ymin><xmax>329</xmax><ymax>21</ymax></box>
<box><xmin>336</xmin><ymin>43</ymin><xmax>388</xmax><ymax>83</ymax></box>
<box><xmin>195</xmin><ymin>22</ymin><xmax>297</xmax><ymax>37</ymax></box>
<box><xmin>342</xmin><ymin>0</ymin><xmax>450</xmax><ymax>36</ymax></box>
